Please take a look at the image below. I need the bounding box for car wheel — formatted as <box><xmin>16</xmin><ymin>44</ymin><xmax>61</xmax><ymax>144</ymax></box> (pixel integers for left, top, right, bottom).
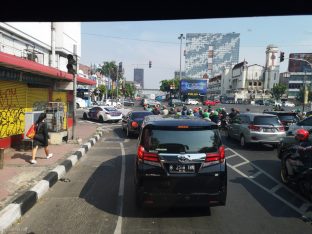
<box><xmin>240</xmin><ymin>135</ymin><xmax>246</xmax><ymax>147</ymax></box>
<box><xmin>99</xmin><ymin>116</ymin><xmax>104</xmax><ymax>123</ymax></box>
<box><xmin>83</xmin><ymin>113</ymin><xmax>88</xmax><ymax>120</ymax></box>
<box><xmin>281</xmin><ymin>159</ymin><xmax>289</xmax><ymax>184</ymax></box>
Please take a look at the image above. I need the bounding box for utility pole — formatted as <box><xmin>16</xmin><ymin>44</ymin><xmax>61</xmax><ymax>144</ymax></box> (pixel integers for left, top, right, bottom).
<box><xmin>178</xmin><ymin>33</ymin><xmax>185</xmax><ymax>80</ymax></box>
<box><xmin>72</xmin><ymin>45</ymin><xmax>77</xmax><ymax>140</ymax></box>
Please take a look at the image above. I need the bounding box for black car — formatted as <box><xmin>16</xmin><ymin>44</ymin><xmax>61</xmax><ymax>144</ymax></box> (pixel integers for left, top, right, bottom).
<box><xmin>135</xmin><ymin>115</ymin><xmax>227</xmax><ymax>208</ymax></box>
<box><xmin>168</xmin><ymin>98</ymin><xmax>184</xmax><ymax>107</ymax></box>
<box><xmin>122</xmin><ymin>111</ymin><xmax>154</xmax><ymax>137</ymax></box>
<box><xmin>263</xmin><ymin>111</ymin><xmax>299</xmax><ymax>131</ymax></box>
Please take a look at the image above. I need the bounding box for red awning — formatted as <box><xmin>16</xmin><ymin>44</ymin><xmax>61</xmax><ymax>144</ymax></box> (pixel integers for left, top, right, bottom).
<box><xmin>0</xmin><ymin>51</ymin><xmax>96</xmax><ymax>85</ymax></box>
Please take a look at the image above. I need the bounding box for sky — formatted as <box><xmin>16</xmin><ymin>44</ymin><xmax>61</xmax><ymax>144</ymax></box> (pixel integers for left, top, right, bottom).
<box><xmin>80</xmin><ymin>15</ymin><xmax>312</xmax><ymax>89</ymax></box>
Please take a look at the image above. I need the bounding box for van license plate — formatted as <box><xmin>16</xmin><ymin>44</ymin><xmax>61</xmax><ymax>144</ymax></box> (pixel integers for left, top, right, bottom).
<box><xmin>169</xmin><ymin>164</ymin><xmax>195</xmax><ymax>173</ymax></box>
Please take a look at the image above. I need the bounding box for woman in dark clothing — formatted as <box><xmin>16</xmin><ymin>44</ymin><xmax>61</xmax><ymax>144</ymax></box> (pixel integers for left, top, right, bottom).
<box><xmin>30</xmin><ymin>113</ymin><xmax>53</xmax><ymax>164</ymax></box>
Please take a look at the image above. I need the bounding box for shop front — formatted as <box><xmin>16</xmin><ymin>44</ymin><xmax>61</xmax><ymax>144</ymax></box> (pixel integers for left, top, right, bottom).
<box><xmin>0</xmin><ymin>52</ymin><xmax>95</xmax><ymax>148</ymax></box>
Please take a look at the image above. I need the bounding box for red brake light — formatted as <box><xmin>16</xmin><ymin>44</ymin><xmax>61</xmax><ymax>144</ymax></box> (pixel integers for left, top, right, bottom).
<box><xmin>131</xmin><ymin>121</ymin><xmax>139</xmax><ymax>128</ymax></box>
<box><xmin>278</xmin><ymin>126</ymin><xmax>285</xmax><ymax>132</ymax></box>
<box><xmin>137</xmin><ymin>145</ymin><xmax>159</xmax><ymax>162</ymax></box>
<box><xmin>205</xmin><ymin>146</ymin><xmax>225</xmax><ymax>163</ymax></box>
<box><xmin>248</xmin><ymin>124</ymin><xmax>261</xmax><ymax>131</ymax></box>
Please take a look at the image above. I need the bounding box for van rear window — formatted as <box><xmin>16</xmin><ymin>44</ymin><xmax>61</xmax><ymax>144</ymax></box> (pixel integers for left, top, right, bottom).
<box><xmin>141</xmin><ymin>129</ymin><xmax>220</xmax><ymax>153</ymax></box>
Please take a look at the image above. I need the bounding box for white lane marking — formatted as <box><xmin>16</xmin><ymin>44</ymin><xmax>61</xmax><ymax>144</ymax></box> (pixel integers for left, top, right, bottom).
<box><xmin>270</xmin><ymin>184</ymin><xmax>283</xmax><ymax>193</ymax></box>
<box><xmin>300</xmin><ymin>203</ymin><xmax>311</xmax><ymax>213</ymax></box>
<box><xmin>228</xmin><ymin>163</ymin><xmax>309</xmax><ymax>215</ymax></box>
<box><xmin>226</xmin><ymin>154</ymin><xmax>238</xmax><ymax>159</ymax></box>
<box><xmin>249</xmin><ymin>171</ymin><xmax>262</xmax><ymax>179</ymax></box>
<box><xmin>233</xmin><ymin>161</ymin><xmax>249</xmax><ymax>168</ymax></box>
<box><xmin>114</xmin><ymin>143</ymin><xmax>126</xmax><ymax>234</ymax></box>
<box><xmin>226</xmin><ymin>147</ymin><xmax>312</xmax><ymax>214</ymax></box>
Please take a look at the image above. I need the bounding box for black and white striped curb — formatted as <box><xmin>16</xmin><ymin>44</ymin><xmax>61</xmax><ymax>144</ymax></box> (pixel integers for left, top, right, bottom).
<box><xmin>0</xmin><ymin>129</ymin><xmax>105</xmax><ymax>232</ymax></box>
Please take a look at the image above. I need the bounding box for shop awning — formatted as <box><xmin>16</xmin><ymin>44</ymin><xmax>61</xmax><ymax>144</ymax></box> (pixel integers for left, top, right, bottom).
<box><xmin>0</xmin><ymin>51</ymin><xmax>96</xmax><ymax>85</ymax></box>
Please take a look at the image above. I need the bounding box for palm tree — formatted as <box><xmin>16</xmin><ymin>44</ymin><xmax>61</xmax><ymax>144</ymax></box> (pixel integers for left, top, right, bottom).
<box><xmin>97</xmin><ymin>61</ymin><xmax>124</xmax><ymax>99</ymax></box>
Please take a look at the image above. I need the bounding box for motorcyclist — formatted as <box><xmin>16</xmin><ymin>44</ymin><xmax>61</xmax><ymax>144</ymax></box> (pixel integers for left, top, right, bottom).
<box><xmin>228</xmin><ymin>108</ymin><xmax>238</xmax><ymax>122</ymax></box>
<box><xmin>181</xmin><ymin>106</ymin><xmax>188</xmax><ymax>116</ymax></box>
<box><xmin>284</xmin><ymin>129</ymin><xmax>312</xmax><ymax>178</ymax></box>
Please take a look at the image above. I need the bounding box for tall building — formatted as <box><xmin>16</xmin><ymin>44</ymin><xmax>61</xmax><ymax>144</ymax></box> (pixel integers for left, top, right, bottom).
<box><xmin>174</xmin><ymin>71</ymin><xmax>186</xmax><ymax>79</ymax></box>
<box><xmin>185</xmin><ymin>33</ymin><xmax>240</xmax><ymax>79</ymax></box>
<box><xmin>134</xmin><ymin>68</ymin><xmax>144</xmax><ymax>89</ymax></box>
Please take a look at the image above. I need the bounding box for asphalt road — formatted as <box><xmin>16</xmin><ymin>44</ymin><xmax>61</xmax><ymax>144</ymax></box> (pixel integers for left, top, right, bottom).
<box><xmin>7</xmin><ymin>104</ymin><xmax>312</xmax><ymax>233</ymax></box>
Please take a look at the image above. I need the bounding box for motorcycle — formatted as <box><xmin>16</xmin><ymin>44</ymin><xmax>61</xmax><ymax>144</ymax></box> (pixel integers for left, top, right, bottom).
<box><xmin>279</xmin><ymin>143</ymin><xmax>312</xmax><ymax>201</ymax></box>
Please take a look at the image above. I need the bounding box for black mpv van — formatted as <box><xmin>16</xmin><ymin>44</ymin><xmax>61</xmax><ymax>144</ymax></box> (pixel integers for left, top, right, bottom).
<box><xmin>134</xmin><ymin>115</ymin><xmax>227</xmax><ymax>208</ymax></box>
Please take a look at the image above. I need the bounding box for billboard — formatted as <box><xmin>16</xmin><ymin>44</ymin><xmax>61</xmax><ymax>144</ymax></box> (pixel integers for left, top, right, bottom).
<box><xmin>180</xmin><ymin>79</ymin><xmax>207</xmax><ymax>96</ymax></box>
<box><xmin>288</xmin><ymin>53</ymin><xmax>312</xmax><ymax>72</ymax></box>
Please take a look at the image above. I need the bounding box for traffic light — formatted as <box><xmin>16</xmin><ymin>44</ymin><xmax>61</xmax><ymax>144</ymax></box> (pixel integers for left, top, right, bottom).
<box><xmin>280</xmin><ymin>52</ymin><xmax>285</xmax><ymax>62</ymax></box>
<box><xmin>67</xmin><ymin>54</ymin><xmax>77</xmax><ymax>74</ymax></box>
<box><xmin>118</xmin><ymin>62</ymin><xmax>123</xmax><ymax>73</ymax></box>
<box><xmin>149</xmin><ymin>61</ymin><xmax>152</xmax><ymax>68</ymax></box>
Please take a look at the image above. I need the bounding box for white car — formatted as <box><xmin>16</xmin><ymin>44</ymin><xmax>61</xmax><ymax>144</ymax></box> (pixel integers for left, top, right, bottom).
<box><xmin>83</xmin><ymin>106</ymin><xmax>122</xmax><ymax>123</ymax></box>
<box><xmin>282</xmin><ymin>101</ymin><xmax>295</xmax><ymax>107</ymax></box>
<box><xmin>185</xmin><ymin>98</ymin><xmax>199</xmax><ymax>105</ymax></box>
<box><xmin>103</xmin><ymin>99</ymin><xmax>122</xmax><ymax>108</ymax></box>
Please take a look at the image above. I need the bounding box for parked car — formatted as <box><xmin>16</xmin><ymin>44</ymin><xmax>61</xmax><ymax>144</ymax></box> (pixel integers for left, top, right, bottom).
<box><xmin>168</xmin><ymin>98</ymin><xmax>184</xmax><ymax>107</ymax></box>
<box><xmin>135</xmin><ymin>115</ymin><xmax>227</xmax><ymax>208</ymax></box>
<box><xmin>121</xmin><ymin>111</ymin><xmax>153</xmax><ymax>137</ymax></box>
<box><xmin>123</xmin><ymin>98</ymin><xmax>135</xmax><ymax>106</ymax></box>
<box><xmin>103</xmin><ymin>99</ymin><xmax>122</xmax><ymax>108</ymax></box>
<box><xmin>83</xmin><ymin>106</ymin><xmax>122</xmax><ymax>123</ymax></box>
<box><xmin>282</xmin><ymin>101</ymin><xmax>295</xmax><ymax>107</ymax></box>
<box><xmin>286</xmin><ymin>116</ymin><xmax>312</xmax><ymax>136</ymax></box>
<box><xmin>263</xmin><ymin>111</ymin><xmax>299</xmax><ymax>131</ymax></box>
<box><xmin>227</xmin><ymin>113</ymin><xmax>286</xmax><ymax>147</ymax></box>
<box><xmin>203</xmin><ymin>100</ymin><xmax>216</xmax><ymax>106</ymax></box>
<box><xmin>185</xmin><ymin>98</ymin><xmax>199</xmax><ymax>105</ymax></box>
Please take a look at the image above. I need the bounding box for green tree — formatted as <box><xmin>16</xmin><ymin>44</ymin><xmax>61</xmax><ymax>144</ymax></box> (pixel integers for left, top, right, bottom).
<box><xmin>96</xmin><ymin>61</ymin><xmax>124</xmax><ymax>98</ymax></box>
<box><xmin>159</xmin><ymin>78</ymin><xmax>180</xmax><ymax>94</ymax></box>
<box><xmin>271</xmin><ymin>83</ymin><xmax>287</xmax><ymax>101</ymax></box>
<box><xmin>124</xmin><ymin>83</ymin><xmax>136</xmax><ymax>98</ymax></box>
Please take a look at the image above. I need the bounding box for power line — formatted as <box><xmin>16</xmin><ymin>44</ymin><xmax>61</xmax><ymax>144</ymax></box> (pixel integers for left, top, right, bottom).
<box><xmin>83</xmin><ymin>32</ymin><xmax>312</xmax><ymax>48</ymax></box>
<box><xmin>82</xmin><ymin>33</ymin><xmax>178</xmax><ymax>45</ymax></box>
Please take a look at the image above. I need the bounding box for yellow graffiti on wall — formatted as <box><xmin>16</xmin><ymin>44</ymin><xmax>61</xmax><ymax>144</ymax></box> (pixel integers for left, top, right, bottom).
<box><xmin>0</xmin><ymin>81</ymin><xmax>27</xmax><ymax>138</ymax></box>
<box><xmin>52</xmin><ymin>91</ymin><xmax>67</xmax><ymax>129</ymax></box>
<box><xmin>26</xmin><ymin>88</ymin><xmax>49</xmax><ymax>112</ymax></box>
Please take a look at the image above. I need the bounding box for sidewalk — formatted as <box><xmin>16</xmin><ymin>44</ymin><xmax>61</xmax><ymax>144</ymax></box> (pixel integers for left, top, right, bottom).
<box><xmin>0</xmin><ymin>122</ymin><xmax>99</xmax><ymax>211</ymax></box>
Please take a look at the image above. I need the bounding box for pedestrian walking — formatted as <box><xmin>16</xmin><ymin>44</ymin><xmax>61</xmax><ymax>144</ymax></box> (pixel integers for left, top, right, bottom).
<box><xmin>30</xmin><ymin>113</ymin><xmax>53</xmax><ymax>164</ymax></box>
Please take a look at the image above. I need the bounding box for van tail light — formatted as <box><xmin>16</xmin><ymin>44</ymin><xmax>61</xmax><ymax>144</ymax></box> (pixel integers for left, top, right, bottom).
<box><xmin>205</xmin><ymin>146</ymin><xmax>225</xmax><ymax>163</ymax></box>
<box><xmin>131</xmin><ymin>121</ymin><xmax>139</xmax><ymax>128</ymax></box>
<box><xmin>248</xmin><ymin>124</ymin><xmax>261</xmax><ymax>131</ymax></box>
<box><xmin>137</xmin><ymin>145</ymin><xmax>160</xmax><ymax>162</ymax></box>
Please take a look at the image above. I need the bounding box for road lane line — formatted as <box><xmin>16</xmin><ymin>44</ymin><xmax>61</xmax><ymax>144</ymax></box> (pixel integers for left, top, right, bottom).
<box><xmin>114</xmin><ymin>143</ymin><xmax>126</xmax><ymax>234</ymax></box>
<box><xmin>226</xmin><ymin>147</ymin><xmax>312</xmax><ymax>216</ymax></box>
<box><xmin>300</xmin><ymin>203</ymin><xmax>311</xmax><ymax>213</ymax></box>
<box><xmin>228</xmin><ymin>163</ymin><xmax>308</xmax><ymax>216</ymax></box>
<box><xmin>233</xmin><ymin>161</ymin><xmax>249</xmax><ymax>168</ymax></box>
<box><xmin>249</xmin><ymin>171</ymin><xmax>262</xmax><ymax>179</ymax></box>
<box><xmin>226</xmin><ymin>154</ymin><xmax>238</xmax><ymax>159</ymax></box>
<box><xmin>270</xmin><ymin>184</ymin><xmax>283</xmax><ymax>193</ymax></box>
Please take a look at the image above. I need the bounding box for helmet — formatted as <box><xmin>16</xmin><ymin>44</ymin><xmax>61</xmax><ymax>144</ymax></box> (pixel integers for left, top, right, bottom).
<box><xmin>203</xmin><ymin>112</ymin><xmax>209</xmax><ymax>118</ymax></box>
<box><xmin>295</xmin><ymin>129</ymin><xmax>309</xmax><ymax>141</ymax></box>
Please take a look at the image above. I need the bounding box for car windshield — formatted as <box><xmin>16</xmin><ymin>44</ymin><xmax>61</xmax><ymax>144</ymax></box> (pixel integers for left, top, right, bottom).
<box><xmin>131</xmin><ymin>112</ymin><xmax>152</xmax><ymax>119</ymax></box>
<box><xmin>104</xmin><ymin>107</ymin><xmax>117</xmax><ymax>111</ymax></box>
<box><xmin>144</xmin><ymin>129</ymin><xmax>220</xmax><ymax>153</ymax></box>
<box><xmin>253</xmin><ymin>116</ymin><xmax>280</xmax><ymax>126</ymax></box>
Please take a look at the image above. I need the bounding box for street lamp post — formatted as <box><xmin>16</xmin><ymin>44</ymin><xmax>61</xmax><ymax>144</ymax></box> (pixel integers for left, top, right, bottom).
<box><xmin>178</xmin><ymin>34</ymin><xmax>185</xmax><ymax>80</ymax></box>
